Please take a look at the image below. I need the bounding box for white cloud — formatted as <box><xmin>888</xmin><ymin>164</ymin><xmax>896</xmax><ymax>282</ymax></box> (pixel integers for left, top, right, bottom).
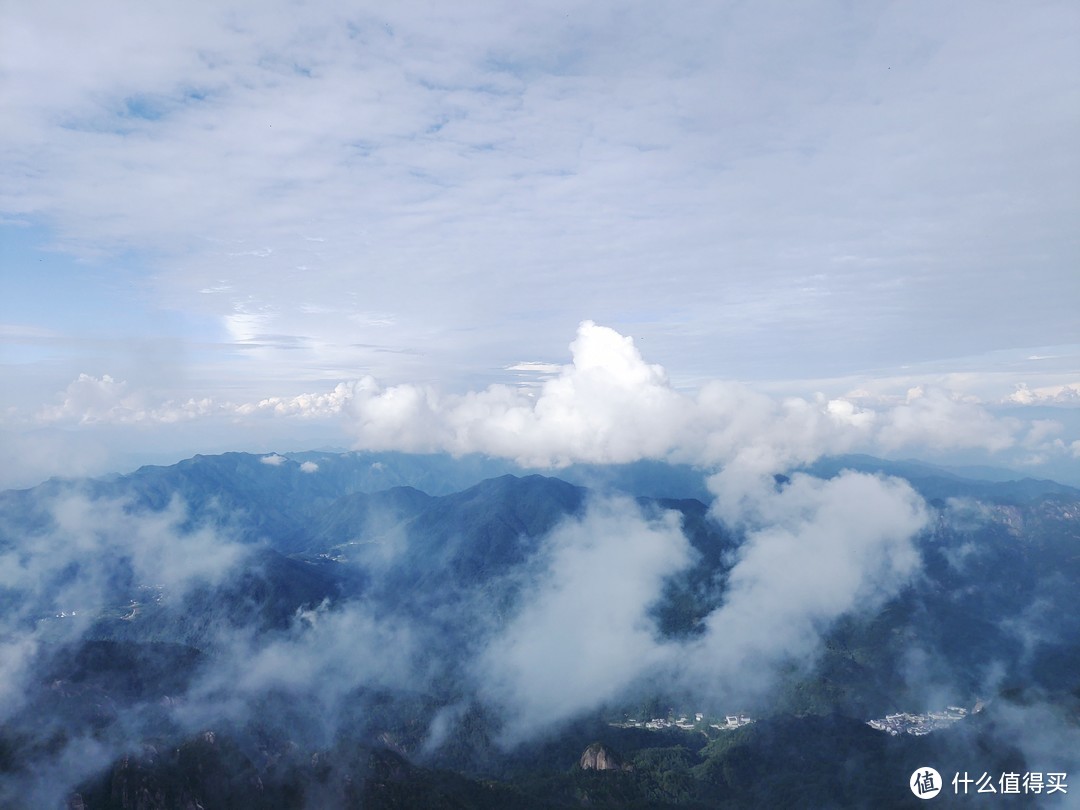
<box><xmin>1008</xmin><ymin>382</ymin><xmax>1080</xmax><ymax>405</ymax></box>
<box><xmin>474</xmin><ymin>469</ymin><xmax>931</xmax><ymax>743</ymax></box>
<box><xmin>27</xmin><ymin>374</ymin><xmax>353</xmax><ymax>429</ymax></box>
<box><xmin>506</xmin><ymin>362</ymin><xmax>563</xmax><ymax>375</ymax></box>
<box><xmin>180</xmin><ymin>600</ymin><xmax>418</xmax><ymax>733</ymax></box>
<box><xmin>340</xmin><ymin>322</ymin><xmax>1029</xmax><ymax>475</ymax></box>
<box><xmin>475</xmin><ymin>497</ymin><xmax>694</xmax><ymax>744</ymax></box>
<box><xmin>2</xmin><ymin>0</ymin><xmax>1076</xmax><ymax>403</ymax></box>
<box><xmin>0</xmin><ymin>491</ymin><xmax>248</xmax><ymax>721</ymax></box>
<box><xmin>236</xmin><ymin>383</ymin><xmax>354</xmax><ymax>418</ymax></box>
<box><xmin>692</xmin><ymin>472</ymin><xmax>928</xmax><ymax>696</ymax></box>
<box><xmin>38</xmin><ymin>373</ymin><xmax>133</xmax><ymax>424</ymax></box>
<box><xmin>35</xmin><ymin>373</ymin><xmax>217</xmax><ymax>426</ymax></box>
<box><xmin>49</xmin><ymin>494</ymin><xmax>248</xmax><ymax>591</ymax></box>
<box><xmin>259</xmin><ymin>453</ymin><xmax>286</xmax><ymax>466</ymax></box>
<box><xmin>10</xmin><ymin>322</ymin><xmax>1064</xmax><ymax>490</ymax></box>
<box><xmin>876</xmin><ymin>386</ymin><xmax>1019</xmax><ymax>453</ymax></box>
<box><xmin>1023</xmin><ymin>419</ymin><xmax>1064</xmax><ymax>447</ymax></box>
<box><xmin>300</xmin><ymin>460</ymin><xmax>319</xmax><ymax>473</ymax></box>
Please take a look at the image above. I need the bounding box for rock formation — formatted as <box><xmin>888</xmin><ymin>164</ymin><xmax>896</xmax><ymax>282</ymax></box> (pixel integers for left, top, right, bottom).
<box><xmin>579</xmin><ymin>742</ymin><xmax>624</xmax><ymax>771</ymax></box>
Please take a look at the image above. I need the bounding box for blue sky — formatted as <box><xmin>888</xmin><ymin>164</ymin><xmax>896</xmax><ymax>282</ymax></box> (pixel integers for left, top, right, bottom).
<box><xmin>2</xmin><ymin>0</ymin><xmax>1078</xmax><ymax>487</ymax></box>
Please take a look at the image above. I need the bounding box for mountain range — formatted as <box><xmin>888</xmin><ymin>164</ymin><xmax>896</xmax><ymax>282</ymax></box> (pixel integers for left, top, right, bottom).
<box><xmin>0</xmin><ymin>451</ymin><xmax>1077</xmax><ymax>808</ymax></box>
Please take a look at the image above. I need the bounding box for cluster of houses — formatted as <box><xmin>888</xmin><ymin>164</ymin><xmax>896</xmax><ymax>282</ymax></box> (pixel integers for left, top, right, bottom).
<box><xmin>714</xmin><ymin>714</ymin><xmax>755</xmax><ymax>730</ymax></box>
<box><xmin>867</xmin><ymin>706</ymin><xmax>968</xmax><ymax>736</ymax></box>
<box><xmin>612</xmin><ymin>712</ymin><xmax>755</xmax><ymax>733</ymax></box>
<box><xmin>615</xmin><ymin>703</ymin><xmax>975</xmax><ymax>739</ymax></box>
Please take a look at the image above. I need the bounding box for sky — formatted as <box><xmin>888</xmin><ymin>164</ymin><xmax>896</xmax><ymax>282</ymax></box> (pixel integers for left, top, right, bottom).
<box><xmin>2</xmin><ymin>0</ymin><xmax>1079</xmax><ymax>488</ymax></box>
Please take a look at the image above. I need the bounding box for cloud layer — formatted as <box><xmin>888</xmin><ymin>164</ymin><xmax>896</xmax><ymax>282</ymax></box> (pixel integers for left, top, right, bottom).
<box><xmin>6</xmin><ymin>320</ymin><xmax>1077</xmax><ymax>491</ymax></box>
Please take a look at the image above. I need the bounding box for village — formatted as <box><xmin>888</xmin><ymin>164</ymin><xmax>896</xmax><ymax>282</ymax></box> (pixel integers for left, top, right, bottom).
<box><xmin>613</xmin><ymin>703</ymin><xmax>978</xmax><ymax>739</ymax></box>
<box><xmin>610</xmin><ymin>712</ymin><xmax>755</xmax><ymax>734</ymax></box>
<box><xmin>866</xmin><ymin>705</ymin><xmax>974</xmax><ymax>736</ymax></box>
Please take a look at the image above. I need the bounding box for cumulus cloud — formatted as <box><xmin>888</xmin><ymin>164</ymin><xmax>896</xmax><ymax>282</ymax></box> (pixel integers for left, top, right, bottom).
<box><xmin>37</xmin><ymin>373</ymin><xmax>132</xmax><ymax>424</ymax></box>
<box><xmin>25</xmin><ymin>374</ymin><xmax>351</xmax><ymax>431</ymax></box>
<box><xmin>235</xmin><ymin>383</ymin><xmax>354</xmax><ymax>418</ymax></box>
<box><xmin>344</xmin><ymin>322</ymin><xmax>694</xmax><ymax>466</ymax></box>
<box><xmin>1008</xmin><ymin>381</ymin><xmax>1080</xmax><ymax>405</ymax></box>
<box><xmin>340</xmin><ymin>322</ymin><xmax>853</xmax><ymax>468</ymax></box>
<box><xmin>35</xmin><ymin>373</ymin><xmax>217</xmax><ymax>426</ymax></box>
<box><xmin>339</xmin><ymin>322</ymin><xmax>1027</xmax><ymax>474</ymax></box>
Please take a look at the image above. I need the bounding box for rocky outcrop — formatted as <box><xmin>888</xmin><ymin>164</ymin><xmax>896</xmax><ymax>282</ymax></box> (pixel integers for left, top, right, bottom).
<box><xmin>579</xmin><ymin>742</ymin><xmax>623</xmax><ymax>771</ymax></box>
